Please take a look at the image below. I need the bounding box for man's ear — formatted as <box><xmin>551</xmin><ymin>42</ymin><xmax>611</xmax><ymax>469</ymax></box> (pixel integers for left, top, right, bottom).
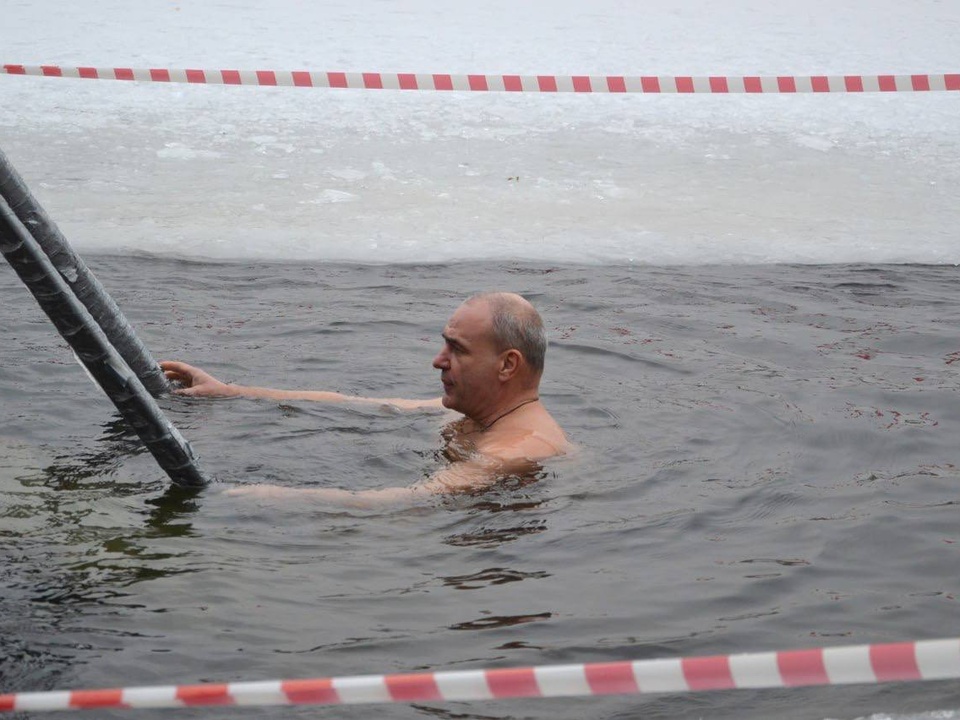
<box><xmin>498</xmin><ymin>349</ymin><xmax>523</xmax><ymax>380</ymax></box>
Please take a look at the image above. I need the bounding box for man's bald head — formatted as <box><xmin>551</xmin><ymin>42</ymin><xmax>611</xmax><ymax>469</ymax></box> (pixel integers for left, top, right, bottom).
<box><xmin>464</xmin><ymin>292</ymin><xmax>547</xmax><ymax>375</ymax></box>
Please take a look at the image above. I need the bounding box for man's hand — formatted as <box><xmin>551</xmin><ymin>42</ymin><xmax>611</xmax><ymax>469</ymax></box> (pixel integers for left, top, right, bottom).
<box><xmin>160</xmin><ymin>361</ymin><xmax>236</xmax><ymax>397</ymax></box>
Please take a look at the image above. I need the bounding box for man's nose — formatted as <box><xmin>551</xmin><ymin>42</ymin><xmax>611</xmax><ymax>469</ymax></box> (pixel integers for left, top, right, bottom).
<box><xmin>432</xmin><ymin>348</ymin><xmax>449</xmax><ymax>369</ymax></box>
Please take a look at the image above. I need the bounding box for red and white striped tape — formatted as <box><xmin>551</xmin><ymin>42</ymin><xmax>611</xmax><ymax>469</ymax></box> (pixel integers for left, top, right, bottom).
<box><xmin>3</xmin><ymin>64</ymin><xmax>960</xmax><ymax>93</ymax></box>
<box><xmin>2</xmin><ymin>638</ymin><xmax>958</xmax><ymax>712</ymax></box>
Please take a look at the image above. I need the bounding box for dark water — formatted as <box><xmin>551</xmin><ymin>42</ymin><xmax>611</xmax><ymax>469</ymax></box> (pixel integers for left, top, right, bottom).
<box><xmin>1</xmin><ymin>257</ymin><xmax>959</xmax><ymax>720</ymax></box>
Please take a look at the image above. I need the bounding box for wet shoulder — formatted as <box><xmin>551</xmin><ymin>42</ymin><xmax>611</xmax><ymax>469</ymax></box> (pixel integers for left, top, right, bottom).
<box><xmin>477</xmin><ymin>424</ymin><xmax>571</xmax><ymax>463</ymax></box>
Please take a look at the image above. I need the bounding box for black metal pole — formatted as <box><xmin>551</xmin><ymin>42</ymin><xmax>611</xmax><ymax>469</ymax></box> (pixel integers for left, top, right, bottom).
<box><xmin>0</xmin><ymin>194</ymin><xmax>206</xmax><ymax>488</ymax></box>
<box><xmin>0</xmin><ymin>146</ymin><xmax>169</xmax><ymax>396</ymax></box>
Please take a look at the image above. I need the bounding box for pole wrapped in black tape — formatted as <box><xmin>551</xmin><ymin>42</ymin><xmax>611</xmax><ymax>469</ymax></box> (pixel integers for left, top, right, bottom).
<box><xmin>0</xmin><ymin>194</ymin><xmax>206</xmax><ymax>487</ymax></box>
<box><xmin>0</xmin><ymin>146</ymin><xmax>169</xmax><ymax>396</ymax></box>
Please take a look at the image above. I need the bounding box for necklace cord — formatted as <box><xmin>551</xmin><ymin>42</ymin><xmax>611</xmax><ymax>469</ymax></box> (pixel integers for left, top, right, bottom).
<box><xmin>480</xmin><ymin>397</ymin><xmax>540</xmax><ymax>432</ymax></box>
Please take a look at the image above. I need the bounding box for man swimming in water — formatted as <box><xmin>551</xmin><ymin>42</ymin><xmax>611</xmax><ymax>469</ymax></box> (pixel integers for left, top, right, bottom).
<box><xmin>160</xmin><ymin>292</ymin><xmax>569</xmax><ymax>506</ymax></box>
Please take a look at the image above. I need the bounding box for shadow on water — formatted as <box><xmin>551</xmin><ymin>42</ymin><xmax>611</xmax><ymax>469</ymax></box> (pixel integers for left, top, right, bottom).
<box><xmin>0</xmin><ymin>415</ymin><xmax>204</xmax><ymax>692</ymax></box>
<box><xmin>440</xmin><ymin>473</ymin><xmax>551</xmax><ymax>549</ymax></box>
<box><xmin>21</xmin><ymin>417</ymin><xmax>146</xmax><ymax>492</ymax></box>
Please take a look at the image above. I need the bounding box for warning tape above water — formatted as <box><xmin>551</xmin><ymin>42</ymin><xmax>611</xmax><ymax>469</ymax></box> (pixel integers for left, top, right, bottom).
<box><xmin>3</xmin><ymin>64</ymin><xmax>960</xmax><ymax>93</ymax></box>
<box><xmin>2</xmin><ymin>638</ymin><xmax>958</xmax><ymax>712</ymax></box>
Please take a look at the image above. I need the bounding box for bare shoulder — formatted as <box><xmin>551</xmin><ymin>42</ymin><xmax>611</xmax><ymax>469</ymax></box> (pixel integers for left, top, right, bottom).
<box><xmin>478</xmin><ymin>420</ymin><xmax>571</xmax><ymax>463</ymax></box>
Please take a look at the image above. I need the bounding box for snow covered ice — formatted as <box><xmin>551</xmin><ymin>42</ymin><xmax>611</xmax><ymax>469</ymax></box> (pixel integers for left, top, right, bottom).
<box><xmin>2</xmin><ymin>0</ymin><xmax>958</xmax><ymax>264</ymax></box>
<box><xmin>0</xmin><ymin>0</ymin><xmax>958</xmax><ymax>263</ymax></box>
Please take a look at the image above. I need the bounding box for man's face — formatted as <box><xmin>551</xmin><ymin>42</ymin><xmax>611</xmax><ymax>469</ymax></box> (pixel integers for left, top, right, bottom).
<box><xmin>432</xmin><ymin>300</ymin><xmax>502</xmax><ymax>417</ymax></box>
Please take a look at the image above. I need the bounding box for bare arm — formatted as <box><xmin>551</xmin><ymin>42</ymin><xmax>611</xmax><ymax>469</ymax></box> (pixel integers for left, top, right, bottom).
<box><xmin>160</xmin><ymin>360</ymin><xmax>444</xmax><ymax>410</ymax></box>
<box><xmin>225</xmin><ymin>456</ymin><xmax>505</xmax><ymax>509</ymax></box>
<box><xmin>222</xmin><ymin>432</ymin><xmax>563</xmax><ymax>509</ymax></box>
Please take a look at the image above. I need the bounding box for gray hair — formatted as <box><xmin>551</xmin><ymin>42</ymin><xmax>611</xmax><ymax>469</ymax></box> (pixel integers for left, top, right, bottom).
<box><xmin>468</xmin><ymin>292</ymin><xmax>547</xmax><ymax>374</ymax></box>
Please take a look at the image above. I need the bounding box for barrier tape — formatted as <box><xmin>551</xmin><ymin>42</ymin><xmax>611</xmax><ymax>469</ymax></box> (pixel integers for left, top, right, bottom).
<box><xmin>3</xmin><ymin>64</ymin><xmax>960</xmax><ymax>93</ymax></box>
<box><xmin>2</xmin><ymin>638</ymin><xmax>958</xmax><ymax>712</ymax></box>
